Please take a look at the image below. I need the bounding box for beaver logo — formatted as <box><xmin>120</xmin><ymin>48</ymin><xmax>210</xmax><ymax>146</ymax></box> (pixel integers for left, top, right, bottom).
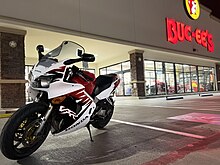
<box><xmin>185</xmin><ymin>0</ymin><xmax>200</xmax><ymax>20</ymax></box>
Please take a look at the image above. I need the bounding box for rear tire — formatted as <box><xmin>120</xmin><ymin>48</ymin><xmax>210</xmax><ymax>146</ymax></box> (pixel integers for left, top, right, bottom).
<box><xmin>0</xmin><ymin>102</ymin><xmax>51</xmax><ymax>160</ymax></box>
<box><xmin>91</xmin><ymin>98</ymin><xmax>114</xmax><ymax>129</ymax></box>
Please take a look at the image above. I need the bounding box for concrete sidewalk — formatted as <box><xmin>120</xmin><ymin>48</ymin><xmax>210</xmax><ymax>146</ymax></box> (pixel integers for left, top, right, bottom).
<box><xmin>0</xmin><ymin>92</ymin><xmax>219</xmax><ymax>114</ymax></box>
<box><xmin>0</xmin><ymin>108</ymin><xmax>17</xmax><ymax>114</ymax></box>
<box><xmin>0</xmin><ymin>108</ymin><xmax>17</xmax><ymax>118</ymax></box>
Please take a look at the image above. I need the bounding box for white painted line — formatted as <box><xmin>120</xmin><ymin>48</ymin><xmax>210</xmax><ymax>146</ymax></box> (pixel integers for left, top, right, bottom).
<box><xmin>116</xmin><ymin>104</ymin><xmax>220</xmax><ymax>112</ymax></box>
<box><xmin>111</xmin><ymin>119</ymin><xmax>206</xmax><ymax>140</ymax></box>
<box><xmin>151</xmin><ymin>106</ymin><xmax>220</xmax><ymax>112</ymax></box>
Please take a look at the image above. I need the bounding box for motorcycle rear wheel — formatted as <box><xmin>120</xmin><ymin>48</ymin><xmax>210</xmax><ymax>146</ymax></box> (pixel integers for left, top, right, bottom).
<box><xmin>0</xmin><ymin>102</ymin><xmax>51</xmax><ymax>160</ymax></box>
<box><xmin>91</xmin><ymin>98</ymin><xmax>114</xmax><ymax>129</ymax></box>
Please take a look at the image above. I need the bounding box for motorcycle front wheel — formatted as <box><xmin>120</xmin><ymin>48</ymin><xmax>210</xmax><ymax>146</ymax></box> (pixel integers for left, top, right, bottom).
<box><xmin>0</xmin><ymin>102</ymin><xmax>51</xmax><ymax>160</ymax></box>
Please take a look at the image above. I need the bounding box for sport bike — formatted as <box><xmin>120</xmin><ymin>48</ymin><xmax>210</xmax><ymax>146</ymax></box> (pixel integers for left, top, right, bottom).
<box><xmin>0</xmin><ymin>41</ymin><xmax>120</xmax><ymax>160</ymax></box>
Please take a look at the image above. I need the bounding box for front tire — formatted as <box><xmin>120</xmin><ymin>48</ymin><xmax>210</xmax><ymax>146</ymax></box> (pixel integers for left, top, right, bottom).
<box><xmin>0</xmin><ymin>102</ymin><xmax>51</xmax><ymax>160</ymax></box>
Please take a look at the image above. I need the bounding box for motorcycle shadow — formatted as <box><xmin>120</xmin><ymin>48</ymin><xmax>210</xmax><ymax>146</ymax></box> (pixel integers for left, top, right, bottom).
<box><xmin>16</xmin><ymin>123</ymin><xmax>160</xmax><ymax>165</ymax></box>
<box><xmin>17</xmin><ymin>156</ymin><xmax>41</xmax><ymax>165</ymax></box>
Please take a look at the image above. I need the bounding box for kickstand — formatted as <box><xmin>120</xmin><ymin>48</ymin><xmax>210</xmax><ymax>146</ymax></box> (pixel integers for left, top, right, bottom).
<box><xmin>86</xmin><ymin>124</ymin><xmax>94</xmax><ymax>142</ymax></box>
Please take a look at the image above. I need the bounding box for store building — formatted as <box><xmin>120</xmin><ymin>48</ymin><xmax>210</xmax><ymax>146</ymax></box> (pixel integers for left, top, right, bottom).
<box><xmin>0</xmin><ymin>0</ymin><xmax>220</xmax><ymax>107</ymax></box>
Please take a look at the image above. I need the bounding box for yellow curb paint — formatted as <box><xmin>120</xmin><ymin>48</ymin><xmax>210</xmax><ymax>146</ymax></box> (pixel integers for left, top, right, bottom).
<box><xmin>0</xmin><ymin>113</ymin><xmax>12</xmax><ymax>118</ymax></box>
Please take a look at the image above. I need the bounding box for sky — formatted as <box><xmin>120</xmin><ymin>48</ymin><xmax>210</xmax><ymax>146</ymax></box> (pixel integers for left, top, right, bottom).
<box><xmin>199</xmin><ymin>0</ymin><xmax>220</xmax><ymax>19</ymax></box>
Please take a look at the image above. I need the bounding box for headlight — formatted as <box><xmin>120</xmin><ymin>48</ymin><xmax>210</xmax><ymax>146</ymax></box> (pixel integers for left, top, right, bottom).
<box><xmin>31</xmin><ymin>76</ymin><xmax>51</xmax><ymax>88</ymax></box>
<box><xmin>40</xmin><ymin>77</ymin><xmax>50</xmax><ymax>88</ymax></box>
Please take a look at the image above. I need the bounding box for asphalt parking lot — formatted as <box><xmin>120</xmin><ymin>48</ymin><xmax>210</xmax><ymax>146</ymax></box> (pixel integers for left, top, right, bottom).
<box><xmin>1</xmin><ymin>93</ymin><xmax>220</xmax><ymax>165</ymax></box>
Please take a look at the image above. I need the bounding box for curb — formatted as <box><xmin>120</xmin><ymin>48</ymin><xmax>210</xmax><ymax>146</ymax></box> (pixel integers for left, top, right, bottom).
<box><xmin>166</xmin><ymin>96</ymin><xmax>184</xmax><ymax>100</ymax></box>
<box><xmin>0</xmin><ymin>109</ymin><xmax>17</xmax><ymax>118</ymax></box>
<box><xmin>0</xmin><ymin>113</ymin><xmax>13</xmax><ymax>118</ymax></box>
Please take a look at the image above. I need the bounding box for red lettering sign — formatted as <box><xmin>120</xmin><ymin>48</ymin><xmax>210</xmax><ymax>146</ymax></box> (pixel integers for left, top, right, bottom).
<box><xmin>166</xmin><ymin>18</ymin><xmax>178</xmax><ymax>44</ymax></box>
<box><xmin>166</xmin><ymin>18</ymin><xmax>214</xmax><ymax>52</ymax></box>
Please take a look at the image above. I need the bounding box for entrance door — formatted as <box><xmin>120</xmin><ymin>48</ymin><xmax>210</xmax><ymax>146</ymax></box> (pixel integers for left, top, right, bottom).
<box><xmin>124</xmin><ymin>72</ymin><xmax>132</xmax><ymax>96</ymax></box>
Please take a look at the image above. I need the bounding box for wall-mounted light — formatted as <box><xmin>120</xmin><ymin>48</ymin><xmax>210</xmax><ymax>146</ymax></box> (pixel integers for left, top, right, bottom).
<box><xmin>9</xmin><ymin>41</ymin><xmax>17</xmax><ymax>48</ymax></box>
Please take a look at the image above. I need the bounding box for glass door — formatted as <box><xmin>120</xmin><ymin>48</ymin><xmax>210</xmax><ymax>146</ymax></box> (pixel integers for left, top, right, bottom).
<box><xmin>115</xmin><ymin>73</ymin><xmax>124</xmax><ymax>96</ymax></box>
<box><xmin>145</xmin><ymin>61</ymin><xmax>156</xmax><ymax>95</ymax></box>
<box><xmin>166</xmin><ymin>63</ymin><xmax>175</xmax><ymax>94</ymax></box>
<box><xmin>175</xmin><ymin>64</ymin><xmax>184</xmax><ymax>93</ymax></box>
<box><xmin>124</xmin><ymin>72</ymin><xmax>132</xmax><ymax>96</ymax></box>
<box><xmin>191</xmin><ymin>66</ymin><xmax>198</xmax><ymax>92</ymax></box>
<box><xmin>183</xmin><ymin>65</ymin><xmax>192</xmax><ymax>92</ymax></box>
<box><xmin>155</xmin><ymin>62</ymin><xmax>166</xmax><ymax>95</ymax></box>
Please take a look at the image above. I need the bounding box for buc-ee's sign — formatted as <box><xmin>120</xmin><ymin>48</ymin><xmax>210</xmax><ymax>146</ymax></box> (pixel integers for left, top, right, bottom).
<box><xmin>165</xmin><ymin>0</ymin><xmax>214</xmax><ymax>53</ymax></box>
<box><xmin>185</xmin><ymin>0</ymin><xmax>200</xmax><ymax>20</ymax></box>
<box><xmin>166</xmin><ymin>18</ymin><xmax>214</xmax><ymax>52</ymax></box>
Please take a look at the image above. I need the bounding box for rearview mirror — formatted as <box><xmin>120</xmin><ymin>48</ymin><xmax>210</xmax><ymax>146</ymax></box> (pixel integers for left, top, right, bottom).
<box><xmin>81</xmin><ymin>53</ymin><xmax>95</xmax><ymax>62</ymax></box>
<box><xmin>36</xmin><ymin>45</ymin><xmax>45</xmax><ymax>61</ymax></box>
<box><xmin>36</xmin><ymin>45</ymin><xmax>44</xmax><ymax>53</ymax></box>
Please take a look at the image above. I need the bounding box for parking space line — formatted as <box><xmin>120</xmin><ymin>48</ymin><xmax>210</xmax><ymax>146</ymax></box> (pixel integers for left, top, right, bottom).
<box><xmin>116</xmin><ymin>104</ymin><xmax>220</xmax><ymax>112</ymax></box>
<box><xmin>150</xmin><ymin>105</ymin><xmax>220</xmax><ymax>112</ymax></box>
<box><xmin>111</xmin><ymin>119</ymin><xmax>206</xmax><ymax>139</ymax></box>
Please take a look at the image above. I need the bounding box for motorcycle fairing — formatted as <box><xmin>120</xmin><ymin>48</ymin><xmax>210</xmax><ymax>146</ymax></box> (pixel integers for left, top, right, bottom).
<box><xmin>51</xmin><ymin>88</ymin><xmax>96</xmax><ymax>135</ymax></box>
<box><xmin>28</xmin><ymin>71</ymin><xmax>119</xmax><ymax>136</ymax></box>
<box><xmin>28</xmin><ymin>81</ymin><xmax>84</xmax><ymax>99</ymax></box>
<box><xmin>52</xmin><ymin>77</ymin><xmax>119</xmax><ymax>136</ymax></box>
<box><xmin>44</xmin><ymin>81</ymin><xmax>86</xmax><ymax>99</ymax></box>
<box><xmin>31</xmin><ymin>59</ymin><xmax>65</xmax><ymax>81</ymax></box>
<box><xmin>54</xmin><ymin>100</ymin><xmax>96</xmax><ymax>136</ymax></box>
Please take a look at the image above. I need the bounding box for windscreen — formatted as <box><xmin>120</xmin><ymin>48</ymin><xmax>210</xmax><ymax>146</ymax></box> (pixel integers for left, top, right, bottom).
<box><xmin>29</xmin><ymin>41</ymin><xmax>85</xmax><ymax>81</ymax></box>
<box><xmin>44</xmin><ymin>41</ymin><xmax>85</xmax><ymax>61</ymax></box>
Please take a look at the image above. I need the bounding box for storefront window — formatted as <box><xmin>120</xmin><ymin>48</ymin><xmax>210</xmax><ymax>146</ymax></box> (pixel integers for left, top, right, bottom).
<box><xmin>100</xmin><ymin>68</ymin><xmax>107</xmax><ymax>75</ymax></box>
<box><xmin>165</xmin><ymin>63</ymin><xmax>175</xmax><ymax>94</ymax></box>
<box><xmin>155</xmin><ymin>62</ymin><xmax>165</xmax><ymax>95</ymax></box>
<box><xmin>198</xmin><ymin>66</ymin><xmax>215</xmax><ymax>92</ymax></box>
<box><xmin>145</xmin><ymin>60</ymin><xmax>155</xmax><ymax>70</ymax></box>
<box><xmin>191</xmin><ymin>65</ymin><xmax>198</xmax><ymax>92</ymax></box>
<box><xmin>100</xmin><ymin>60</ymin><xmax>216</xmax><ymax>96</ymax></box>
<box><xmin>198</xmin><ymin>66</ymin><xmax>205</xmax><ymax>92</ymax></box>
<box><xmin>210</xmin><ymin>68</ymin><xmax>216</xmax><ymax>91</ymax></box>
<box><xmin>124</xmin><ymin>72</ymin><xmax>132</xmax><ymax>95</ymax></box>
<box><xmin>183</xmin><ymin>65</ymin><xmax>192</xmax><ymax>92</ymax></box>
<box><xmin>107</xmin><ymin>63</ymin><xmax>121</xmax><ymax>74</ymax></box>
<box><xmin>175</xmin><ymin>64</ymin><xmax>184</xmax><ymax>93</ymax></box>
<box><xmin>122</xmin><ymin>61</ymin><xmax>130</xmax><ymax>71</ymax></box>
<box><xmin>115</xmin><ymin>73</ymin><xmax>124</xmax><ymax>96</ymax></box>
<box><xmin>145</xmin><ymin>61</ymin><xmax>156</xmax><ymax>95</ymax></box>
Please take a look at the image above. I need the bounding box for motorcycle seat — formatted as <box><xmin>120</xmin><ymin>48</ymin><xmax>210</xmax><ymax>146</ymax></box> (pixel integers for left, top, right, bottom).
<box><xmin>92</xmin><ymin>74</ymin><xmax>118</xmax><ymax>97</ymax></box>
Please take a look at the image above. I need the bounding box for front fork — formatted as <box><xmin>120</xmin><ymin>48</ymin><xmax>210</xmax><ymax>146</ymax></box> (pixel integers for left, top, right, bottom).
<box><xmin>35</xmin><ymin>104</ymin><xmax>53</xmax><ymax>135</ymax></box>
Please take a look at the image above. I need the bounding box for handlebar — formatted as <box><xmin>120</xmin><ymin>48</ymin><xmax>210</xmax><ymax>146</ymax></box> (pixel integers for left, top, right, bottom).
<box><xmin>63</xmin><ymin>58</ymin><xmax>82</xmax><ymax>65</ymax></box>
<box><xmin>63</xmin><ymin>53</ymin><xmax>95</xmax><ymax>65</ymax></box>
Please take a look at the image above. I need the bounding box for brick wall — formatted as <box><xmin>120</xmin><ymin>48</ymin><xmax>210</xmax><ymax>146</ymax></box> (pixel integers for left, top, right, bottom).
<box><xmin>0</xmin><ymin>31</ymin><xmax>25</xmax><ymax>108</ymax></box>
<box><xmin>129</xmin><ymin>50</ymin><xmax>145</xmax><ymax>97</ymax></box>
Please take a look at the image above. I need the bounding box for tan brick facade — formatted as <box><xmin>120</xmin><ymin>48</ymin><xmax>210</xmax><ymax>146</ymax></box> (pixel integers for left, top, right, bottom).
<box><xmin>0</xmin><ymin>30</ymin><xmax>26</xmax><ymax>108</ymax></box>
<box><xmin>129</xmin><ymin>50</ymin><xmax>145</xmax><ymax>97</ymax></box>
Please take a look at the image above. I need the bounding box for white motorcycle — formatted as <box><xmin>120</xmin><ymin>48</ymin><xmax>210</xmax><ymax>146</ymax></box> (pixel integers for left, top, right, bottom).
<box><xmin>0</xmin><ymin>41</ymin><xmax>120</xmax><ymax>160</ymax></box>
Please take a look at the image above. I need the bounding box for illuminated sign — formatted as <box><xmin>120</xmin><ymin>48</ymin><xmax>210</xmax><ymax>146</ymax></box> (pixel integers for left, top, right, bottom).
<box><xmin>185</xmin><ymin>0</ymin><xmax>200</xmax><ymax>20</ymax></box>
<box><xmin>166</xmin><ymin>18</ymin><xmax>214</xmax><ymax>52</ymax></box>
